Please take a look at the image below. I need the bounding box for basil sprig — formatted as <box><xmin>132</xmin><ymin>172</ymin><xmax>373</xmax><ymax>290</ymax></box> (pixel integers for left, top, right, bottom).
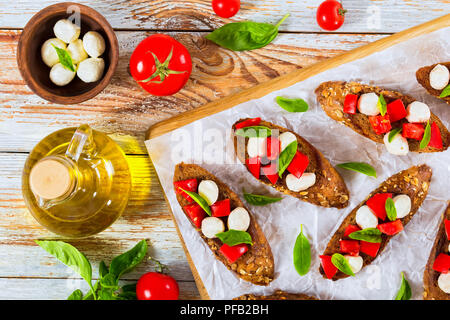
<box><xmin>394</xmin><ymin>272</ymin><xmax>412</xmax><ymax>300</ymax></box>
<box><xmin>235</xmin><ymin>126</ymin><xmax>272</xmax><ymax>138</ymax></box>
<box><xmin>293</xmin><ymin>225</ymin><xmax>311</xmax><ymax>276</ymax></box>
<box><xmin>385</xmin><ymin>197</ymin><xmax>397</xmax><ymax>221</ymax></box>
<box><xmin>52</xmin><ymin>44</ymin><xmax>75</xmax><ymax>72</ymax></box>
<box><xmin>278</xmin><ymin>140</ymin><xmax>297</xmax><ymax>177</ymax></box>
<box><xmin>388</xmin><ymin>127</ymin><xmax>402</xmax><ymax>143</ymax></box>
<box><xmin>336</xmin><ymin>162</ymin><xmax>377</xmax><ymax>178</ymax></box>
<box><xmin>181</xmin><ymin>188</ymin><xmax>212</xmax><ymax>216</ymax></box>
<box><xmin>349</xmin><ymin>228</ymin><xmax>382</xmax><ymax>243</ymax></box>
<box><xmin>331</xmin><ymin>253</ymin><xmax>355</xmax><ymax>276</ymax></box>
<box><xmin>440</xmin><ymin>84</ymin><xmax>450</xmax><ymax>98</ymax></box>
<box><xmin>419</xmin><ymin>121</ymin><xmax>431</xmax><ymax>149</ymax></box>
<box><xmin>243</xmin><ymin>191</ymin><xmax>282</xmax><ymax>206</ymax></box>
<box><xmin>216</xmin><ymin>230</ymin><xmax>253</xmax><ymax>246</ymax></box>
<box><xmin>205</xmin><ymin>14</ymin><xmax>290</xmax><ymax>51</ymax></box>
<box><xmin>377</xmin><ymin>94</ymin><xmax>387</xmax><ymax>116</ymax></box>
<box><xmin>276</xmin><ymin>96</ymin><xmax>309</xmax><ymax>113</ymax></box>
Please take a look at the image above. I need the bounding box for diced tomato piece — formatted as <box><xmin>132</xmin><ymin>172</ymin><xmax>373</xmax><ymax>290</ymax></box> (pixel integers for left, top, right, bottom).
<box><xmin>377</xmin><ymin>219</ymin><xmax>403</xmax><ymax>235</ymax></box>
<box><xmin>319</xmin><ymin>255</ymin><xmax>338</xmax><ymax>279</ymax></box>
<box><xmin>235</xmin><ymin>117</ymin><xmax>261</xmax><ymax>129</ymax></box>
<box><xmin>369</xmin><ymin>114</ymin><xmax>392</xmax><ymax>135</ymax></box>
<box><xmin>183</xmin><ymin>203</ymin><xmax>206</xmax><ymax>228</ymax></box>
<box><xmin>262</xmin><ymin>162</ymin><xmax>279</xmax><ymax>185</ymax></box>
<box><xmin>287</xmin><ymin>151</ymin><xmax>309</xmax><ymax>179</ymax></box>
<box><xmin>366</xmin><ymin>193</ymin><xmax>393</xmax><ymax>221</ymax></box>
<box><xmin>343</xmin><ymin>94</ymin><xmax>358</xmax><ymax>114</ymax></box>
<box><xmin>219</xmin><ymin>244</ymin><xmax>248</xmax><ymax>264</ymax></box>
<box><xmin>429</xmin><ymin>122</ymin><xmax>443</xmax><ymax>149</ymax></box>
<box><xmin>211</xmin><ymin>199</ymin><xmax>230</xmax><ymax>217</ymax></box>
<box><xmin>360</xmin><ymin>241</ymin><xmax>381</xmax><ymax>258</ymax></box>
<box><xmin>343</xmin><ymin>225</ymin><xmax>361</xmax><ymax>238</ymax></box>
<box><xmin>339</xmin><ymin>240</ymin><xmax>360</xmax><ymax>256</ymax></box>
<box><xmin>174</xmin><ymin>179</ymin><xmax>198</xmax><ymax>202</ymax></box>
<box><xmin>266</xmin><ymin>137</ymin><xmax>281</xmax><ymax>160</ymax></box>
<box><xmin>386</xmin><ymin>99</ymin><xmax>407</xmax><ymax>122</ymax></box>
<box><xmin>445</xmin><ymin>219</ymin><xmax>450</xmax><ymax>241</ymax></box>
<box><xmin>246</xmin><ymin>156</ymin><xmax>261</xmax><ymax>179</ymax></box>
<box><xmin>432</xmin><ymin>253</ymin><xmax>450</xmax><ymax>274</ymax></box>
<box><xmin>402</xmin><ymin>123</ymin><xmax>424</xmax><ymax>141</ymax></box>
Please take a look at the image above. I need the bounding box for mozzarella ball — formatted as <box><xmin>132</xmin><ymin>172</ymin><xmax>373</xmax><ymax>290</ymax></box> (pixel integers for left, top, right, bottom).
<box><xmin>49</xmin><ymin>63</ymin><xmax>76</xmax><ymax>86</ymax></box>
<box><xmin>406</xmin><ymin>101</ymin><xmax>430</xmax><ymax>123</ymax></box>
<box><xmin>201</xmin><ymin>217</ymin><xmax>225</xmax><ymax>239</ymax></box>
<box><xmin>279</xmin><ymin>132</ymin><xmax>297</xmax><ymax>152</ymax></box>
<box><xmin>355</xmin><ymin>205</ymin><xmax>378</xmax><ymax>229</ymax></box>
<box><xmin>345</xmin><ymin>255</ymin><xmax>363</xmax><ymax>274</ymax></box>
<box><xmin>383</xmin><ymin>131</ymin><xmax>409</xmax><ymax>156</ymax></box>
<box><xmin>53</xmin><ymin>19</ymin><xmax>80</xmax><ymax>43</ymax></box>
<box><xmin>83</xmin><ymin>31</ymin><xmax>106</xmax><ymax>58</ymax></box>
<box><xmin>357</xmin><ymin>93</ymin><xmax>380</xmax><ymax>116</ymax></box>
<box><xmin>77</xmin><ymin>58</ymin><xmax>105</xmax><ymax>83</ymax></box>
<box><xmin>429</xmin><ymin>64</ymin><xmax>450</xmax><ymax>90</ymax></box>
<box><xmin>228</xmin><ymin>207</ymin><xmax>250</xmax><ymax>232</ymax></box>
<box><xmin>67</xmin><ymin>39</ymin><xmax>88</xmax><ymax>64</ymax></box>
<box><xmin>247</xmin><ymin>137</ymin><xmax>266</xmax><ymax>158</ymax></box>
<box><xmin>198</xmin><ymin>180</ymin><xmax>219</xmax><ymax>205</ymax></box>
<box><xmin>286</xmin><ymin>173</ymin><xmax>316</xmax><ymax>192</ymax></box>
<box><xmin>438</xmin><ymin>273</ymin><xmax>450</xmax><ymax>294</ymax></box>
<box><xmin>393</xmin><ymin>194</ymin><xmax>411</xmax><ymax>219</ymax></box>
<box><xmin>41</xmin><ymin>38</ymin><xmax>67</xmax><ymax>67</ymax></box>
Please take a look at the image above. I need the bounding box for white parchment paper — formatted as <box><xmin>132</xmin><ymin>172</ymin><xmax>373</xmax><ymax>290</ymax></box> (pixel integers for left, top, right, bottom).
<box><xmin>145</xmin><ymin>28</ymin><xmax>450</xmax><ymax>300</ymax></box>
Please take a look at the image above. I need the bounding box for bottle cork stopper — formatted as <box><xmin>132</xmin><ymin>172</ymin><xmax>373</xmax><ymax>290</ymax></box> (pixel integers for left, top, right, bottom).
<box><xmin>29</xmin><ymin>159</ymin><xmax>73</xmax><ymax>200</ymax></box>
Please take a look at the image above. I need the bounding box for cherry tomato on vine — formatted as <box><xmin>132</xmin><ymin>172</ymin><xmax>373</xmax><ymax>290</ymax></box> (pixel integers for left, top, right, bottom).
<box><xmin>129</xmin><ymin>34</ymin><xmax>192</xmax><ymax>96</ymax></box>
<box><xmin>136</xmin><ymin>272</ymin><xmax>180</xmax><ymax>300</ymax></box>
<box><xmin>316</xmin><ymin>0</ymin><xmax>346</xmax><ymax>31</ymax></box>
<box><xmin>212</xmin><ymin>0</ymin><xmax>240</xmax><ymax>18</ymax></box>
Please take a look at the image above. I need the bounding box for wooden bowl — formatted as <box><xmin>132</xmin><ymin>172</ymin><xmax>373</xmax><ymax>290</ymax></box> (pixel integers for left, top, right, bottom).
<box><xmin>17</xmin><ymin>2</ymin><xmax>119</xmax><ymax>105</ymax></box>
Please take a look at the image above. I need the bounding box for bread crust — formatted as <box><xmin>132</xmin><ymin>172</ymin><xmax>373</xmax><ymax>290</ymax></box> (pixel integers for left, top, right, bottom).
<box><xmin>319</xmin><ymin>165</ymin><xmax>432</xmax><ymax>280</ymax></box>
<box><xmin>174</xmin><ymin>163</ymin><xmax>274</xmax><ymax>286</ymax></box>
<box><xmin>315</xmin><ymin>81</ymin><xmax>450</xmax><ymax>152</ymax></box>
<box><xmin>232</xmin><ymin>119</ymin><xmax>350</xmax><ymax>208</ymax></box>
<box><xmin>416</xmin><ymin>62</ymin><xmax>450</xmax><ymax>105</ymax></box>
<box><xmin>234</xmin><ymin>290</ymin><xmax>317</xmax><ymax>300</ymax></box>
<box><xmin>423</xmin><ymin>204</ymin><xmax>450</xmax><ymax>300</ymax></box>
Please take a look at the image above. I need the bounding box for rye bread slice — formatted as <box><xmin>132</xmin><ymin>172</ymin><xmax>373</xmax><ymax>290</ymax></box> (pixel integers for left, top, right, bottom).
<box><xmin>319</xmin><ymin>164</ymin><xmax>432</xmax><ymax>280</ymax></box>
<box><xmin>174</xmin><ymin>163</ymin><xmax>274</xmax><ymax>286</ymax></box>
<box><xmin>315</xmin><ymin>81</ymin><xmax>450</xmax><ymax>152</ymax></box>
<box><xmin>416</xmin><ymin>62</ymin><xmax>450</xmax><ymax>105</ymax></box>
<box><xmin>234</xmin><ymin>290</ymin><xmax>317</xmax><ymax>300</ymax></box>
<box><xmin>423</xmin><ymin>204</ymin><xmax>450</xmax><ymax>300</ymax></box>
<box><xmin>232</xmin><ymin>119</ymin><xmax>350</xmax><ymax>208</ymax></box>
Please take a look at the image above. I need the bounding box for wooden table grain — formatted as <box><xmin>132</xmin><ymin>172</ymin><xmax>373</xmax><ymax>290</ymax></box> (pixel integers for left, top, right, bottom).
<box><xmin>0</xmin><ymin>0</ymin><xmax>448</xmax><ymax>300</ymax></box>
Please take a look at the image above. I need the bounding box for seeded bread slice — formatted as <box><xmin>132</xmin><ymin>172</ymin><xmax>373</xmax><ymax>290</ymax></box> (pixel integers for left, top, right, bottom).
<box><xmin>232</xmin><ymin>119</ymin><xmax>350</xmax><ymax>208</ymax></box>
<box><xmin>423</xmin><ymin>204</ymin><xmax>450</xmax><ymax>300</ymax></box>
<box><xmin>174</xmin><ymin>163</ymin><xmax>274</xmax><ymax>286</ymax></box>
<box><xmin>315</xmin><ymin>81</ymin><xmax>450</xmax><ymax>152</ymax></box>
<box><xmin>234</xmin><ymin>290</ymin><xmax>317</xmax><ymax>300</ymax></box>
<box><xmin>320</xmin><ymin>165</ymin><xmax>432</xmax><ymax>280</ymax></box>
<box><xmin>416</xmin><ymin>62</ymin><xmax>450</xmax><ymax>105</ymax></box>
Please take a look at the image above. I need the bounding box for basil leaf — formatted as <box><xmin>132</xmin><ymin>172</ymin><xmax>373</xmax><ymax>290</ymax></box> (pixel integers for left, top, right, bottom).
<box><xmin>293</xmin><ymin>225</ymin><xmax>311</xmax><ymax>276</ymax></box>
<box><xmin>52</xmin><ymin>44</ymin><xmax>75</xmax><ymax>72</ymax></box>
<box><xmin>377</xmin><ymin>94</ymin><xmax>387</xmax><ymax>116</ymax></box>
<box><xmin>99</xmin><ymin>260</ymin><xmax>109</xmax><ymax>279</ymax></box>
<box><xmin>109</xmin><ymin>239</ymin><xmax>148</xmax><ymax>281</ymax></box>
<box><xmin>276</xmin><ymin>96</ymin><xmax>309</xmax><ymax>113</ymax></box>
<box><xmin>235</xmin><ymin>126</ymin><xmax>272</xmax><ymax>138</ymax></box>
<box><xmin>278</xmin><ymin>140</ymin><xmax>297</xmax><ymax>177</ymax></box>
<box><xmin>388</xmin><ymin>127</ymin><xmax>402</xmax><ymax>143</ymax></box>
<box><xmin>243</xmin><ymin>192</ymin><xmax>282</xmax><ymax>206</ymax></box>
<box><xmin>385</xmin><ymin>197</ymin><xmax>397</xmax><ymax>221</ymax></box>
<box><xmin>99</xmin><ymin>273</ymin><xmax>119</xmax><ymax>289</ymax></box>
<box><xmin>349</xmin><ymin>228</ymin><xmax>382</xmax><ymax>243</ymax></box>
<box><xmin>216</xmin><ymin>230</ymin><xmax>253</xmax><ymax>246</ymax></box>
<box><xmin>420</xmin><ymin>121</ymin><xmax>431</xmax><ymax>149</ymax></box>
<box><xmin>439</xmin><ymin>84</ymin><xmax>450</xmax><ymax>98</ymax></box>
<box><xmin>331</xmin><ymin>253</ymin><xmax>355</xmax><ymax>276</ymax></box>
<box><xmin>181</xmin><ymin>188</ymin><xmax>212</xmax><ymax>216</ymax></box>
<box><xmin>394</xmin><ymin>272</ymin><xmax>412</xmax><ymax>300</ymax></box>
<box><xmin>205</xmin><ymin>14</ymin><xmax>289</xmax><ymax>51</ymax></box>
<box><xmin>67</xmin><ymin>289</ymin><xmax>83</xmax><ymax>300</ymax></box>
<box><xmin>336</xmin><ymin>162</ymin><xmax>377</xmax><ymax>178</ymax></box>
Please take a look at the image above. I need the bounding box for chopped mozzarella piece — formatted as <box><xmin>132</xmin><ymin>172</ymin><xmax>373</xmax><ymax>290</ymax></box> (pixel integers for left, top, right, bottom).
<box><xmin>201</xmin><ymin>217</ymin><xmax>225</xmax><ymax>238</ymax></box>
<box><xmin>49</xmin><ymin>63</ymin><xmax>76</xmax><ymax>86</ymax></box>
<box><xmin>345</xmin><ymin>255</ymin><xmax>363</xmax><ymax>274</ymax></box>
<box><xmin>279</xmin><ymin>132</ymin><xmax>297</xmax><ymax>151</ymax></box>
<box><xmin>53</xmin><ymin>19</ymin><xmax>80</xmax><ymax>43</ymax></box>
<box><xmin>227</xmin><ymin>207</ymin><xmax>250</xmax><ymax>232</ymax></box>
<box><xmin>247</xmin><ymin>137</ymin><xmax>266</xmax><ymax>158</ymax></box>
<box><xmin>357</xmin><ymin>93</ymin><xmax>380</xmax><ymax>116</ymax></box>
<box><xmin>438</xmin><ymin>273</ymin><xmax>450</xmax><ymax>294</ymax></box>
<box><xmin>67</xmin><ymin>39</ymin><xmax>88</xmax><ymax>64</ymax></box>
<box><xmin>285</xmin><ymin>173</ymin><xmax>316</xmax><ymax>192</ymax></box>
<box><xmin>83</xmin><ymin>31</ymin><xmax>106</xmax><ymax>58</ymax></box>
<box><xmin>393</xmin><ymin>194</ymin><xmax>411</xmax><ymax>219</ymax></box>
<box><xmin>77</xmin><ymin>58</ymin><xmax>105</xmax><ymax>83</ymax></box>
<box><xmin>198</xmin><ymin>180</ymin><xmax>219</xmax><ymax>205</ymax></box>
<box><xmin>406</xmin><ymin>101</ymin><xmax>430</xmax><ymax>123</ymax></box>
<box><xmin>355</xmin><ymin>205</ymin><xmax>378</xmax><ymax>229</ymax></box>
<box><xmin>383</xmin><ymin>131</ymin><xmax>409</xmax><ymax>156</ymax></box>
<box><xmin>429</xmin><ymin>64</ymin><xmax>450</xmax><ymax>90</ymax></box>
<box><xmin>41</xmin><ymin>38</ymin><xmax>67</xmax><ymax>67</ymax></box>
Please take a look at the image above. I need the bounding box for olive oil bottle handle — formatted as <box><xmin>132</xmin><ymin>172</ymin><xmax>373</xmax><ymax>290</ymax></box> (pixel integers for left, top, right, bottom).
<box><xmin>65</xmin><ymin>124</ymin><xmax>96</xmax><ymax>162</ymax></box>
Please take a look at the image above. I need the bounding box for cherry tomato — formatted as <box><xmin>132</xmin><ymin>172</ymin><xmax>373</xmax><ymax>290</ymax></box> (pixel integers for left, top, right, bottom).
<box><xmin>136</xmin><ymin>272</ymin><xmax>179</xmax><ymax>300</ymax></box>
<box><xmin>316</xmin><ymin>0</ymin><xmax>346</xmax><ymax>31</ymax></box>
<box><xmin>129</xmin><ymin>34</ymin><xmax>192</xmax><ymax>96</ymax></box>
<box><xmin>212</xmin><ymin>0</ymin><xmax>240</xmax><ymax>18</ymax></box>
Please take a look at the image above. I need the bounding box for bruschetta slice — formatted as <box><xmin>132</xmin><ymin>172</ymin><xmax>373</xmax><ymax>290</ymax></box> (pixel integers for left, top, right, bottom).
<box><xmin>234</xmin><ymin>290</ymin><xmax>317</xmax><ymax>300</ymax></box>
<box><xmin>423</xmin><ymin>204</ymin><xmax>450</xmax><ymax>300</ymax></box>
<box><xmin>416</xmin><ymin>62</ymin><xmax>450</xmax><ymax>105</ymax></box>
<box><xmin>315</xmin><ymin>81</ymin><xmax>450</xmax><ymax>155</ymax></box>
<box><xmin>319</xmin><ymin>165</ymin><xmax>432</xmax><ymax>281</ymax></box>
<box><xmin>174</xmin><ymin>162</ymin><xmax>274</xmax><ymax>286</ymax></box>
<box><xmin>232</xmin><ymin>118</ymin><xmax>350</xmax><ymax>208</ymax></box>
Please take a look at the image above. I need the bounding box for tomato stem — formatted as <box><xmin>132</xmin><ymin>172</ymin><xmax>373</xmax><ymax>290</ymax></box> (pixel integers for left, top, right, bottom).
<box><xmin>138</xmin><ymin>47</ymin><xmax>186</xmax><ymax>84</ymax></box>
